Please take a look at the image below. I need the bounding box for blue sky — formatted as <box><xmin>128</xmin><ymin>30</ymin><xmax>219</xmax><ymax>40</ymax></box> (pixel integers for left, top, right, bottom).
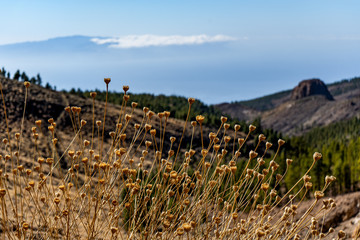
<box><xmin>2</xmin><ymin>0</ymin><xmax>359</xmax><ymax>44</ymax></box>
<box><xmin>1</xmin><ymin>1</ymin><xmax>360</xmax><ymax>104</ymax></box>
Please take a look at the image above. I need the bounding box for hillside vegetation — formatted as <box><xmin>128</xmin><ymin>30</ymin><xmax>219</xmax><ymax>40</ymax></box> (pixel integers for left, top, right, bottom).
<box><xmin>66</xmin><ymin>84</ymin><xmax>360</xmax><ymax>195</ymax></box>
<box><xmin>2</xmin><ymin>67</ymin><xmax>359</xmax><ymax>195</ymax></box>
<box><xmin>0</xmin><ymin>75</ymin><xmax>346</xmax><ymax>239</ymax></box>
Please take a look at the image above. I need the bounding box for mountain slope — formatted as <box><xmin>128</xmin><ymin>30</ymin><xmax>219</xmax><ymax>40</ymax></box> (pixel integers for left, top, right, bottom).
<box><xmin>216</xmin><ymin>77</ymin><xmax>360</xmax><ymax>135</ymax></box>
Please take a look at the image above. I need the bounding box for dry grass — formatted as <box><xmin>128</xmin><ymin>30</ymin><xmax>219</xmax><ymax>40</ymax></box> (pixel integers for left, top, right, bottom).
<box><xmin>0</xmin><ymin>76</ymin><xmax>345</xmax><ymax>239</ymax></box>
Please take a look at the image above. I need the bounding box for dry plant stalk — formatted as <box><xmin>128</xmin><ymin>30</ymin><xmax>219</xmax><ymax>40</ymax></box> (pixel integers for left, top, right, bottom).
<box><xmin>0</xmin><ymin>76</ymin><xmax>345</xmax><ymax>240</ymax></box>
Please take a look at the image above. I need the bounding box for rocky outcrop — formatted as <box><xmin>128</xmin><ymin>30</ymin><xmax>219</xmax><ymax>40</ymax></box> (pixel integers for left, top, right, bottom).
<box><xmin>291</xmin><ymin>79</ymin><xmax>334</xmax><ymax>100</ymax></box>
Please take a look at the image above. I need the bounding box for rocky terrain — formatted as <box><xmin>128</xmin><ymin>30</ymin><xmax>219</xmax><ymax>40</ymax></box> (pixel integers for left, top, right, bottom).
<box><xmin>216</xmin><ymin>78</ymin><xmax>360</xmax><ymax>136</ymax></box>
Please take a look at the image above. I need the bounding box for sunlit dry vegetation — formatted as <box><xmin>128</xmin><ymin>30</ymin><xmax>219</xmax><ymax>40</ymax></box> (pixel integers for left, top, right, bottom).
<box><xmin>0</xmin><ymin>75</ymin><xmax>345</xmax><ymax>239</ymax></box>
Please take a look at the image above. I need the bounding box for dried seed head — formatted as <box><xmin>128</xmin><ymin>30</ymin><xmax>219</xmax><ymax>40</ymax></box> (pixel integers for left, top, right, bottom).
<box><xmin>123</xmin><ymin>94</ymin><xmax>130</xmax><ymax>101</ymax></box>
<box><xmin>204</xmin><ymin>162</ymin><xmax>211</xmax><ymax>169</ymax></box>
<box><xmin>168</xmin><ymin>150</ymin><xmax>174</xmax><ymax>158</ymax></box>
<box><xmin>96</xmin><ymin>120</ymin><xmax>102</xmax><ymax>127</ymax></box>
<box><xmin>303</xmin><ymin>175</ymin><xmax>311</xmax><ymax>182</ymax></box>
<box><xmin>125</xmin><ymin>114</ymin><xmax>132</xmax><ymax>121</ymax></box>
<box><xmin>249</xmin><ymin>125</ymin><xmax>256</xmax><ymax>132</ymax></box>
<box><xmin>82</xmin><ymin>157</ymin><xmax>89</xmax><ymax>164</ymax></box>
<box><xmin>201</xmin><ymin>149</ymin><xmax>208</xmax><ymax>157</ymax></box>
<box><xmin>104</xmin><ymin>78</ymin><xmax>111</xmax><ymax>84</ymax></box>
<box><xmin>24</xmin><ymin>81</ymin><xmax>30</xmax><ymax>88</ymax></box>
<box><xmin>314</xmin><ymin>191</ymin><xmax>324</xmax><ymax>200</ymax></box>
<box><xmin>157</xmin><ymin>112</ymin><xmax>165</xmax><ymax>119</ymax></box>
<box><xmin>234</xmin><ymin>124</ymin><xmax>241</xmax><ymax>131</ymax></box>
<box><xmin>191</xmin><ymin>121</ymin><xmax>197</xmax><ymax>127</ymax></box>
<box><xmin>54</xmin><ymin>197</ymin><xmax>60</xmax><ymax>205</ymax></box>
<box><xmin>209</xmin><ymin>132</ymin><xmax>216</xmax><ymax>140</ymax></box>
<box><xmin>249</xmin><ymin>150</ymin><xmax>258</xmax><ymax>159</ymax></box>
<box><xmin>164</xmin><ymin>111</ymin><xmax>170</xmax><ymax>118</ymax></box>
<box><xmin>176</xmin><ymin>227</ymin><xmax>184</xmax><ymax>236</ymax></box>
<box><xmin>325</xmin><ymin>175</ymin><xmax>336</xmax><ymax>184</ymax></box>
<box><xmin>22</xmin><ymin>222</ymin><xmax>29</xmax><ymax>230</ymax></box>
<box><xmin>168</xmin><ymin>189</ymin><xmax>175</xmax><ymax>197</ymax></box>
<box><xmin>145</xmin><ymin>141</ymin><xmax>152</xmax><ymax>148</ymax></box>
<box><xmin>258</xmin><ymin>134</ymin><xmax>266</xmax><ymax>142</ymax></box>
<box><xmin>15</xmin><ymin>133</ymin><xmax>20</xmax><ymax>139</ymax></box>
<box><xmin>150</xmin><ymin>129</ymin><xmax>156</xmax><ymax>136</ymax></box>
<box><xmin>196</xmin><ymin>115</ymin><xmax>205</xmax><ymax>124</ymax></box>
<box><xmin>145</xmin><ymin>124</ymin><xmax>152</xmax><ymax>131</ymax></box>
<box><xmin>183</xmin><ymin>223</ymin><xmax>192</xmax><ymax>232</ymax></box>
<box><xmin>83</xmin><ymin>140</ymin><xmax>90</xmax><ymax>147</ymax></box>
<box><xmin>270</xmin><ymin>189</ymin><xmax>277</xmax><ymax>198</ymax></box>
<box><xmin>313</xmin><ymin>152</ymin><xmax>322</xmax><ymax>162</ymax></box>
<box><xmin>111</xmin><ymin>227</ymin><xmax>118</xmax><ymax>234</ymax></box>
<box><xmin>261</xmin><ymin>183</ymin><xmax>269</xmax><ymax>191</ymax></box>
<box><xmin>131</xmin><ymin>102</ymin><xmax>138</xmax><ymax>108</ymax></box>
<box><xmin>0</xmin><ymin>189</ymin><xmax>6</xmax><ymax>197</ymax></box>
<box><xmin>90</xmin><ymin>92</ymin><xmax>97</xmax><ymax>98</ymax></box>
<box><xmin>119</xmin><ymin>134</ymin><xmax>126</xmax><ymax>141</ymax></box>
<box><xmin>46</xmin><ymin>158</ymin><xmax>54</xmax><ymax>165</ymax></box>
<box><xmin>286</xmin><ymin>158</ymin><xmax>293</xmax><ymax>165</ymax></box>
<box><xmin>123</xmin><ymin>85</ymin><xmax>129</xmax><ymax>93</ymax></box>
<box><xmin>59</xmin><ymin>185</ymin><xmax>65</xmax><ymax>192</ymax></box>
<box><xmin>143</xmin><ymin>107</ymin><xmax>149</xmax><ymax>113</ymax></box>
<box><xmin>162</xmin><ymin>220</ymin><xmax>170</xmax><ymax>228</ymax></box>
<box><xmin>256</xmin><ymin>229</ymin><xmax>265</xmax><ymax>238</ymax></box>
<box><xmin>188</xmin><ymin>97</ymin><xmax>195</xmax><ymax>105</ymax></box>
<box><xmin>305</xmin><ymin>182</ymin><xmax>313</xmax><ymax>190</ymax></box>
<box><xmin>338</xmin><ymin>230</ymin><xmax>346</xmax><ymax>239</ymax></box>
<box><xmin>209</xmin><ymin>180</ymin><xmax>217</xmax><ymax>188</ymax></box>
<box><xmin>278</xmin><ymin>139</ymin><xmax>285</xmax><ymax>146</ymax></box>
<box><xmin>238</xmin><ymin>138</ymin><xmax>245</xmax><ymax>145</ymax></box>
<box><xmin>48</xmin><ymin>125</ymin><xmax>54</xmax><ymax>132</ymax></box>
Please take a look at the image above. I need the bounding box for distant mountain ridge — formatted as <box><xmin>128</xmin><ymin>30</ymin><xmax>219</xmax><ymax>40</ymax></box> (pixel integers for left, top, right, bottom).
<box><xmin>216</xmin><ymin>77</ymin><xmax>360</xmax><ymax>136</ymax></box>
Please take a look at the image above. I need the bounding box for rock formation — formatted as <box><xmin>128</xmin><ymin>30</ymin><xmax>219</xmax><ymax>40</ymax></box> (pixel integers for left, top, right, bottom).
<box><xmin>291</xmin><ymin>79</ymin><xmax>334</xmax><ymax>100</ymax></box>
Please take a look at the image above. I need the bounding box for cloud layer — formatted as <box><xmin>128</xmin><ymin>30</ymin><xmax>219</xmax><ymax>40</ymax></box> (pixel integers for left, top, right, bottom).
<box><xmin>91</xmin><ymin>34</ymin><xmax>236</xmax><ymax>48</ymax></box>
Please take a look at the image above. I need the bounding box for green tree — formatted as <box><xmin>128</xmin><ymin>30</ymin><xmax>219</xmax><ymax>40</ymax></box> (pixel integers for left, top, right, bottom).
<box><xmin>36</xmin><ymin>73</ymin><xmax>42</xmax><ymax>85</ymax></box>
<box><xmin>21</xmin><ymin>72</ymin><xmax>29</xmax><ymax>82</ymax></box>
<box><xmin>14</xmin><ymin>70</ymin><xmax>21</xmax><ymax>80</ymax></box>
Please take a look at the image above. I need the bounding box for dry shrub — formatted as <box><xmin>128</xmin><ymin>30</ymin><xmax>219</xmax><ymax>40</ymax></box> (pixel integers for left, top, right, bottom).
<box><xmin>0</xmin><ymin>77</ymin><xmax>345</xmax><ymax>239</ymax></box>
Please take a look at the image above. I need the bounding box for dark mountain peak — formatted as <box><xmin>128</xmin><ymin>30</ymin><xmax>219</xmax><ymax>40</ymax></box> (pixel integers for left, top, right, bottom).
<box><xmin>291</xmin><ymin>79</ymin><xmax>334</xmax><ymax>100</ymax></box>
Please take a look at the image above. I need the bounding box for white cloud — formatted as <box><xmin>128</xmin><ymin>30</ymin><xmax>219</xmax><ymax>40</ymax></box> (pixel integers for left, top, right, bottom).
<box><xmin>91</xmin><ymin>34</ymin><xmax>236</xmax><ymax>48</ymax></box>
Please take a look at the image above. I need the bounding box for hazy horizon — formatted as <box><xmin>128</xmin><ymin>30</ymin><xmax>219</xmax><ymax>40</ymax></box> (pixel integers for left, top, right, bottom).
<box><xmin>1</xmin><ymin>1</ymin><xmax>359</xmax><ymax>104</ymax></box>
